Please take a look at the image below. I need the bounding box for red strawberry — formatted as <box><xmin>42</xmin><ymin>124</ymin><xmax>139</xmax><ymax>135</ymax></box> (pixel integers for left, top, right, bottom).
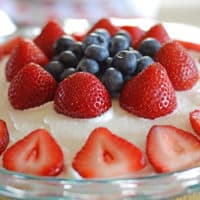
<box><xmin>0</xmin><ymin>120</ymin><xmax>9</xmax><ymax>155</ymax></box>
<box><xmin>120</xmin><ymin>25</ymin><xmax>145</xmax><ymax>48</ymax></box>
<box><xmin>146</xmin><ymin>125</ymin><xmax>200</xmax><ymax>173</ymax></box>
<box><xmin>86</xmin><ymin>18</ymin><xmax>119</xmax><ymax>36</ymax></box>
<box><xmin>1</xmin><ymin>35</ymin><xmax>23</xmax><ymax>55</ymax></box>
<box><xmin>3</xmin><ymin>128</ymin><xmax>64</xmax><ymax>176</ymax></box>
<box><xmin>141</xmin><ymin>23</ymin><xmax>171</xmax><ymax>46</ymax></box>
<box><xmin>155</xmin><ymin>41</ymin><xmax>199</xmax><ymax>90</ymax></box>
<box><xmin>73</xmin><ymin>127</ymin><xmax>146</xmax><ymax>178</ymax></box>
<box><xmin>54</xmin><ymin>72</ymin><xmax>111</xmax><ymax>118</ymax></box>
<box><xmin>5</xmin><ymin>39</ymin><xmax>48</xmax><ymax>81</ymax></box>
<box><xmin>71</xmin><ymin>33</ymin><xmax>85</xmax><ymax>41</ymax></box>
<box><xmin>8</xmin><ymin>63</ymin><xmax>57</xmax><ymax>109</ymax></box>
<box><xmin>190</xmin><ymin>110</ymin><xmax>200</xmax><ymax>136</ymax></box>
<box><xmin>34</xmin><ymin>20</ymin><xmax>65</xmax><ymax>58</ymax></box>
<box><xmin>119</xmin><ymin>62</ymin><xmax>177</xmax><ymax>119</ymax></box>
<box><xmin>175</xmin><ymin>40</ymin><xmax>200</xmax><ymax>53</ymax></box>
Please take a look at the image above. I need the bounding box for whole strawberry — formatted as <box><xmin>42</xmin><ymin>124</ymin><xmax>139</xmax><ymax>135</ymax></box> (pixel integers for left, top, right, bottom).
<box><xmin>8</xmin><ymin>63</ymin><xmax>57</xmax><ymax>109</ymax></box>
<box><xmin>119</xmin><ymin>62</ymin><xmax>177</xmax><ymax>119</ymax></box>
<box><xmin>54</xmin><ymin>72</ymin><xmax>111</xmax><ymax>118</ymax></box>
<box><xmin>6</xmin><ymin>39</ymin><xmax>48</xmax><ymax>81</ymax></box>
<box><xmin>155</xmin><ymin>41</ymin><xmax>198</xmax><ymax>90</ymax></box>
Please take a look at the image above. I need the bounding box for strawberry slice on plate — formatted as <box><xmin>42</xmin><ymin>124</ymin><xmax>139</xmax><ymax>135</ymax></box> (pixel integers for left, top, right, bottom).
<box><xmin>155</xmin><ymin>41</ymin><xmax>198</xmax><ymax>90</ymax></box>
<box><xmin>146</xmin><ymin>125</ymin><xmax>200</xmax><ymax>173</ymax></box>
<box><xmin>119</xmin><ymin>62</ymin><xmax>177</xmax><ymax>119</ymax></box>
<box><xmin>5</xmin><ymin>39</ymin><xmax>48</xmax><ymax>81</ymax></box>
<box><xmin>3</xmin><ymin>129</ymin><xmax>64</xmax><ymax>176</ymax></box>
<box><xmin>0</xmin><ymin>119</ymin><xmax>9</xmax><ymax>155</ymax></box>
<box><xmin>34</xmin><ymin>20</ymin><xmax>65</xmax><ymax>58</ymax></box>
<box><xmin>72</xmin><ymin>127</ymin><xmax>146</xmax><ymax>178</ymax></box>
<box><xmin>190</xmin><ymin>109</ymin><xmax>200</xmax><ymax>136</ymax></box>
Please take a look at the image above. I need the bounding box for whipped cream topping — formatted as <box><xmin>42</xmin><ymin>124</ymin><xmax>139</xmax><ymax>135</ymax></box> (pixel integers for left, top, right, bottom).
<box><xmin>0</xmin><ymin>52</ymin><xmax>200</xmax><ymax>178</ymax></box>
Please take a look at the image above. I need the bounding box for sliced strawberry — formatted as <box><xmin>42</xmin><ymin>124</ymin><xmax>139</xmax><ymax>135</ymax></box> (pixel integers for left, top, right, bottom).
<box><xmin>34</xmin><ymin>20</ymin><xmax>65</xmax><ymax>58</ymax></box>
<box><xmin>175</xmin><ymin>40</ymin><xmax>200</xmax><ymax>52</ymax></box>
<box><xmin>86</xmin><ymin>18</ymin><xmax>119</xmax><ymax>36</ymax></box>
<box><xmin>155</xmin><ymin>41</ymin><xmax>198</xmax><ymax>90</ymax></box>
<box><xmin>119</xmin><ymin>62</ymin><xmax>177</xmax><ymax>119</ymax></box>
<box><xmin>8</xmin><ymin>62</ymin><xmax>57</xmax><ymax>109</ymax></box>
<box><xmin>120</xmin><ymin>25</ymin><xmax>145</xmax><ymax>48</ymax></box>
<box><xmin>3</xmin><ymin>129</ymin><xmax>64</xmax><ymax>176</ymax></box>
<box><xmin>0</xmin><ymin>120</ymin><xmax>9</xmax><ymax>155</ymax></box>
<box><xmin>73</xmin><ymin>127</ymin><xmax>146</xmax><ymax>178</ymax></box>
<box><xmin>1</xmin><ymin>36</ymin><xmax>23</xmax><ymax>55</ymax></box>
<box><xmin>190</xmin><ymin>110</ymin><xmax>200</xmax><ymax>136</ymax></box>
<box><xmin>141</xmin><ymin>23</ymin><xmax>171</xmax><ymax>46</ymax></box>
<box><xmin>5</xmin><ymin>39</ymin><xmax>48</xmax><ymax>81</ymax></box>
<box><xmin>146</xmin><ymin>125</ymin><xmax>200</xmax><ymax>173</ymax></box>
<box><xmin>54</xmin><ymin>72</ymin><xmax>111</xmax><ymax>118</ymax></box>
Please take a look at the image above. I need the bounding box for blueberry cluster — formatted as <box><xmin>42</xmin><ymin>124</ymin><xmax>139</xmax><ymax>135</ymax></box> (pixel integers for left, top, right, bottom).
<box><xmin>45</xmin><ymin>29</ymin><xmax>161</xmax><ymax>97</ymax></box>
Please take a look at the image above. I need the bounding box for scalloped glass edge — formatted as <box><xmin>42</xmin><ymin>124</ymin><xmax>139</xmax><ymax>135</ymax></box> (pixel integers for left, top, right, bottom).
<box><xmin>0</xmin><ymin>18</ymin><xmax>200</xmax><ymax>199</ymax></box>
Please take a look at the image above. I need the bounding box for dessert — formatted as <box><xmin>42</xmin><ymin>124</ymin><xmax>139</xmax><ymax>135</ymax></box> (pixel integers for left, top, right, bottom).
<box><xmin>0</xmin><ymin>18</ymin><xmax>200</xmax><ymax>179</ymax></box>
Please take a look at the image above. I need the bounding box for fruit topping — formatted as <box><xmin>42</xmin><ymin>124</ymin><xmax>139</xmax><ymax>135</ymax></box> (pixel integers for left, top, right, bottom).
<box><xmin>6</xmin><ymin>39</ymin><xmax>48</xmax><ymax>81</ymax></box>
<box><xmin>138</xmin><ymin>38</ymin><xmax>161</xmax><ymax>58</ymax></box>
<box><xmin>119</xmin><ymin>62</ymin><xmax>177</xmax><ymax>119</ymax></box>
<box><xmin>146</xmin><ymin>125</ymin><xmax>200</xmax><ymax>173</ymax></box>
<box><xmin>190</xmin><ymin>110</ymin><xmax>200</xmax><ymax>136</ymax></box>
<box><xmin>0</xmin><ymin>120</ymin><xmax>9</xmax><ymax>155</ymax></box>
<box><xmin>142</xmin><ymin>23</ymin><xmax>171</xmax><ymax>46</ymax></box>
<box><xmin>175</xmin><ymin>40</ymin><xmax>200</xmax><ymax>53</ymax></box>
<box><xmin>34</xmin><ymin>20</ymin><xmax>65</xmax><ymax>58</ymax></box>
<box><xmin>3</xmin><ymin>129</ymin><xmax>64</xmax><ymax>176</ymax></box>
<box><xmin>54</xmin><ymin>72</ymin><xmax>111</xmax><ymax>118</ymax></box>
<box><xmin>8</xmin><ymin>63</ymin><xmax>57</xmax><ymax>109</ymax></box>
<box><xmin>155</xmin><ymin>41</ymin><xmax>199</xmax><ymax>90</ymax></box>
<box><xmin>136</xmin><ymin>56</ymin><xmax>154</xmax><ymax>74</ymax></box>
<box><xmin>72</xmin><ymin>127</ymin><xmax>146</xmax><ymax>178</ymax></box>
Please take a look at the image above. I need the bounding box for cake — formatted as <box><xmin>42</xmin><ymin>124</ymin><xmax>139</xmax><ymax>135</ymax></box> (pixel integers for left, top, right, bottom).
<box><xmin>0</xmin><ymin>18</ymin><xmax>200</xmax><ymax>179</ymax></box>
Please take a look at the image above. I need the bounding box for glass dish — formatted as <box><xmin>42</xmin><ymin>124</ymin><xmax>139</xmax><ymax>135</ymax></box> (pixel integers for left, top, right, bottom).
<box><xmin>0</xmin><ymin>18</ymin><xmax>200</xmax><ymax>200</ymax></box>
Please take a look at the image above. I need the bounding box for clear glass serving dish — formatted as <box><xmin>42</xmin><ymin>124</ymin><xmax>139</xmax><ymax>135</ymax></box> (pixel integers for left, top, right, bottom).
<box><xmin>0</xmin><ymin>19</ymin><xmax>200</xmax><ymax>200</ymax></box>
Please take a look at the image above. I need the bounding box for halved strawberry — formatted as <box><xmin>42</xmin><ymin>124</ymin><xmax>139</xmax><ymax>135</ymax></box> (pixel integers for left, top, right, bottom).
<box><xmin>6</xmin><ymin>39</ymin><xmax>48</xmax><ymax>81</ymax></box>
<box><xmin>0</xmin><ymin>120</ymin><xmax>9</xmax><ymax>155</ymax></box>
<box><xmin>73</xmin><ymin>127</ymin><xmax>146</xmax><ymax>178</ymax></box>
<box><xmin>141</xmin><ymin>23</ymin><xmax>171</xmax><ymax>46</ymax></box>
<box><xmin>8</xmin><ymin>62</ymin><xmax>57</xmax><ymax>109</ymax></box>
<box><xmin>155</xmin><ymin>41</ymin><xmax>199</xmax><ymax>90</ymax></box>
<box><xmin>146</xmin><ymin>125</ymin><xmax>200</xmax><ymax>173</ymax></box>
<box><xmin>175</xmin><ymin>40</ymin><xmax>200</xmax><ymax>52</ymax></box>
<box><xmin>86</xmin><ymin>18</ymin><xmax>119</xmax><ymax>36</ymax></box>
<box><xmin>54</xmin><ymin>72</ymin><xmax>111</xmax><ymax>118</ymax></box>
<box><xmin>1</xmin><ymin>35</ymin><xmax>23</xmax><ymax>55</ymax></box>
<box><xmin>119</xmin><ymin>62</ymin><xmax>177</xmax><ymax>119</ymax></box>
<box><xmin>34</xmin><ymin>20</ymin><xmax>65</xmax><ymax>58</ymax></box>
<box><xmin>190</xmin><ymin>110</ymin><xmax>200</xmax><ymax>136</ymax></box>
<box><xmin>3</xmin><ymin>129</ymin><xmax>64</xmax><ymax>176</ymax></box>
<box><xmin>120</xmin><ymin>25</ymin><xmax>145</xmax><ymax>48</ymax></box>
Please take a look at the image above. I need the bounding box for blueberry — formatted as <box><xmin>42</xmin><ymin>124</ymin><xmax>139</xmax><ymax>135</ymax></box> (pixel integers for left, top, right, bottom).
<box><xmin>112</xmin><ymin>50</ymin><xmax>137</xmax><ymax>75</ymax></box>
<box><xmin>45</xmin><ymin>61</ymin><xmax>65</xmax><ymax>82</ymax></box>
<box><xmin>138</xmin><ymin>38</ymin><xmax>161</xmax><ymax>58</ymax></box>
<box><xmin>101</xmin><ymin>67</ymin><xmax>124</xmax><ymax>95</ymax></box>
<box><xmin>77</xmin><ymin>58</ymin><xmax>99</xmax><ymax>75</ymax></box>
<box><xmin>69</xmin><ymin>41</ymin><xmax>85</xmax><ymax>60</ymax></box>
<box><xmin>116</xmin><ymin>30</ymin><xmax>131</xmax><ymax>45</ymax></box>
<box><xmin>85</xmin><ymin>44</ymin><xmax>109</xmax><ymax>62</ymax></box>
<box><xmin>109</xmin><ymin>35</ymin><xmax>130</xmax><ymax>56</ymax></box>
<box><xmin>59</xmin><ymin>50</ymin><xmax>78</xmax><ymax>67</ymax></box>
<box><xmin>54</xmin><ymin>35</ymin><xmax>75</xmax><ymax>55</ymax></box>
<box><xmin>136</xmin><ymin>56</ymin><xmax>154</xmax><ymax>74</ymax></box>
<box><xmin>83</xmin><ymin>33</ymin><xmax>108</xmax><ymax>48</ymax></box>
<box><xmin>94</xmin><ymin>28</ymin><xmax>111</xmax><ymax>42</ymax></box>
<box><xmin>128</xmin><ymin>48</ymin><xmax>143</xmax><ymax>59</ymax></box>
<box><xmin>59</xmin><ymin>68</ymin><xmax>76</xmax><ymax>81</ymax></box>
